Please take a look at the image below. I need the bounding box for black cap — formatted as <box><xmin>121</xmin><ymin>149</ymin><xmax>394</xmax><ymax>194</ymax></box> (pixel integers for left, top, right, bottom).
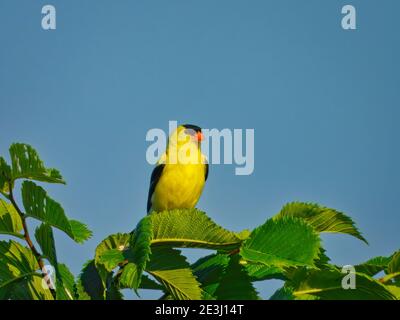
<box><xmin>182</xmin><ymin>124</ymin><xmax>202</xmax><ymax>133</ymax></box>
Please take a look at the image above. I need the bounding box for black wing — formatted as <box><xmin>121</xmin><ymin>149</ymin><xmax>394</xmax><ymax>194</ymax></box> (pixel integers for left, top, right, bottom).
<box><xmin>205</xmin><ymin>162</ymin><xmax>209</xmax><ymax>181</ymax></box>
<box><xmin>147</xmin><ymin>164</ymin><xmax>165</xmax><ymax>213</ymax></box>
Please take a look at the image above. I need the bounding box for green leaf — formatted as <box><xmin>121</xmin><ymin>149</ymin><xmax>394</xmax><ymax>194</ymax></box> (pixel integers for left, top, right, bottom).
<box><xmin>35</xmin><ymin>223</ymin><xmax>57</xmax><ymax>267</ymax></box>
<box><xmin>21</xmin><ymin>181</ymin><xmax>92</xmax><ymax>243</ymax></box>
<box><xmin>139</xmin><ymin>274</ymin><xmax>163</xmax><ymax>290</ymax></box>
<box><xmin>94</xmin><ymin>232</ymin><xmax>131</xmax><ymax>284</ymax></box>
<box><xmin>56</xmin><ymin>263</ymin><xmax>75</xmax><ymax>300</ymax></box>
<box><xmin>244</xmin><ymin>263</ymin><xmax>284</xmax><ymax>282</ymax></box>
<box><xmin>192</xmin><ymin>253</ymin><xmax>230</xmax><ymax>298</ymax></box>
<box><xmin>354</xmin><ymin>250</ymin><xmax>400</xmax><ymax>280</ymax></box>
<box><xmin>0</xmin><ymin>157</ymin><xmax>12</xmax><ymax>194</ymax></box>
<box><xmin>128</xmin><ymin>216</ymin><xmax>153</xmax><ymax>289</ymax></box>
<box><xmin>0</xmin><ymin>275</ymin><xmax>54</xmax><ymax>300</ymax></box>
<box><xmin>106</xmin><ymin>281</ymin><xmax>124</xmax><ymax>300</ymax></box>
<box><xmin>122</xmin><ymin>209</ymin><xmax>242</xmax><ymax>293</ymax></box>
<box><xmin>270</xmin><ymin>286</ymin><xmax>295</xmax><ymax>300</ymax></box>
<box><xmin>241</xmin><ymin>217</ymin><xmax>321</xmax><ymax>269</ymax></box>
<box><xmin>119</xmin><ymin>263</ymin><xmax>140</xmax><ymax>289</ymax></box>
<box><xmin>94</xmin><ymin>233</ymin><xmax>132</xmax><ymax>291</ymax></box>
<box><xmin>75</xmin><ymin>260</ymin><xmax>105</xmax><ymax>300</ymax></box>
<box><xmin>315</xmin><ymin>248</ymin><xmax>331</xmax><ymax>268</ymax></box>
<box><xmin>236</xmin><ymin>229</ymin><xmax>251</xmax><ymax>240</ymax></box>
<box><xmin>76</xmin><ymin>260</ymin><xmax>122</xmax><ymax>300</ymax></box>
<box><xmin>9</xmin><ymin>143</ymin><xmax>65</xmax><ymax>184</ymax></box>
<box><xmin>98</xmin><ymin>249</ymin><xmax>126</xmax><ymax>272</ymax></box>
<box><xmin>192</xmin><ymin>253</ymin><xmax>230</xmax><ymax>285</ymax></box>
<box><xmin>385</xmin><ymin>285</ymin><xmax>400</xmax><ymax>299</ymax></box>
<box><xmin>95</xmin><ymin>233</ymin><xmax>130</xmax><ymax>266</ymax></box>
<box><xmin>0</xmin><ymin>240</ymin><xmax>39</xmax><ymax>284</ymax></box>
<box><xmin>355</xmin><ymin>256</ymin><xmax>392</xmax><ymax>277</ymax></box>
<box><xmin>146</xmin><ymin>247</ymin><xmax>202</xmax><ymax>300</ymax></box>
<box><xmin>126</xmin><ymin>209</ymin><xmax>242</xmax><ymax>290</ymax></box>
<box><xmin>275</xmin><ymin>202</ymin><xmax>368</xmax><ymax>244</ymax></box>
<box><xmin>34</xmin><ymin>223</ymin><xmax>77</xmax><ymax>300</ymax></box>
<box><xmin>69</xmin><ymin>220</ymin><xmax>93</xmax><ymax>244</ymax></box>
<box><xmin>118</xmin><ymin>264</ymin><xmax>163</xmax><ymax>291</ymax></box>
<box><xmin>0</xmin><ymin>199</ymin><xmax>23</xmax><ymax>239</ymax></box>
<box><xmin>0</xmin><ymin>240</ymin><xmax>53</xmax><ymax>300</ymax></box>
<box><xmin>388</xmin><ymin>251</ymin><xmax>400</xmax><ymax>275</ymax></box>
<box><xmin>291</xmin><ymin>268</ymin><xmax>396</xmax><ymax>300</ymax></box>
<box><xmin>215</xmin><ymin>255</ymin><xmax>259</xmax><ymax>300</ymax></box>
<box><xmin>149</xmin><ymin>209</ymin><xmax>242</xmax><ymax>250</ymax></box>
<box><xmin>244</xmin><ymin>247</ymin><xmax>330</xmax><ymax>283</ymax></box>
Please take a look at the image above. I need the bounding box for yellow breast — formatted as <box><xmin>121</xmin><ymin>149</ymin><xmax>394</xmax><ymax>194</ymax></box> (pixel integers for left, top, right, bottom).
<box><xmin>151</xmin><ymin>162</ymin><xmax>206</xmax><ymax>212</ymax></box>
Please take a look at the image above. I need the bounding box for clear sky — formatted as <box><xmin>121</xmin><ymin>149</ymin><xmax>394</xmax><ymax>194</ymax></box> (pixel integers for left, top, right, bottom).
<box><xmin>0</xmin><ymin>0</ymin><xmax>399</xmax><ymax>299</ymax></box>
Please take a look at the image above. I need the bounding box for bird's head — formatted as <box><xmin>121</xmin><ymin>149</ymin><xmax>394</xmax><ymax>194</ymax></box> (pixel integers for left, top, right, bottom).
<box><xmin>181</xmin><ymin>124</ymin><xmax>204</xmax><ymax>144</ymax></box>
<box><xmin>168</xmin><ymin>124</ymin><xmax>204</xmax><ymax>148</ymax></box>
<box><xmin>166</xmin><ymin>124</ymin><xmax>204</xmax><ymax>164</ymax></box>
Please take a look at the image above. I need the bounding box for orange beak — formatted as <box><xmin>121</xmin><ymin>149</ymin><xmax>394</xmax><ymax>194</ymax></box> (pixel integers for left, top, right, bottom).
<box><xmin>196</xmin><ymin>132</ymin><xmax>204</xmax><ymax>142</ymax></box>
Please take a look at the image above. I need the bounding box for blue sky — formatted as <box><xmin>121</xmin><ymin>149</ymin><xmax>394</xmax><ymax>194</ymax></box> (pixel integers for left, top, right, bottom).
<box><xmin>0</xmin><ymin>0</ymin><xmax>399</xmax><ymax>299</ymax></box>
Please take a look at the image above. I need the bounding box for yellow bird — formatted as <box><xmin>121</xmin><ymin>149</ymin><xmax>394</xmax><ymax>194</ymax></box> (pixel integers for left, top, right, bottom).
<box><xmin>147</xmin><ymin>124</ymin><xmax>208</xmax><ymax>214</ymax></box>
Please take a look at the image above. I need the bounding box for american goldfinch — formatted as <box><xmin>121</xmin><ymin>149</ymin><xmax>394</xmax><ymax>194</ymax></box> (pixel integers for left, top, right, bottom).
<box><xmin>147</xmin><ymin>124</ymin><xmax>208</xmax><ymax>213</ymax></box>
